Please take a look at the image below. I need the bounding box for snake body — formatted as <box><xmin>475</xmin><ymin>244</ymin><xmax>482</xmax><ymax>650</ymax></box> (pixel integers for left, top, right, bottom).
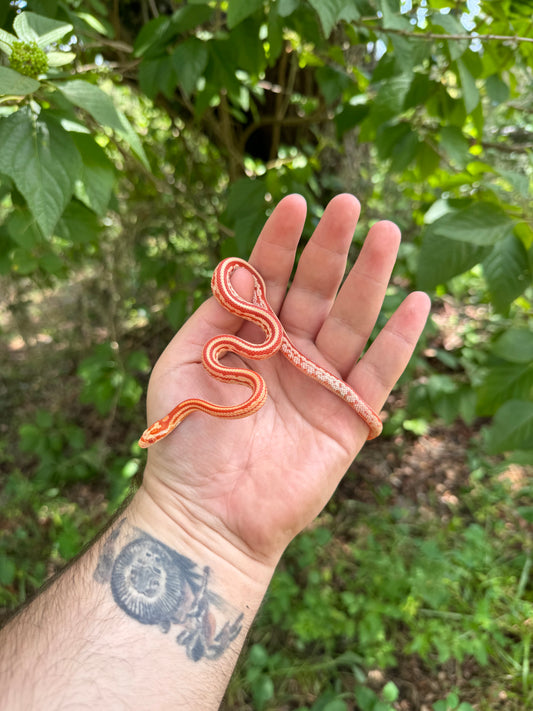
<box><xmin>139</xmin><ymin>258</ymin><xmax>382</xmax><ymax>448</ymax></box>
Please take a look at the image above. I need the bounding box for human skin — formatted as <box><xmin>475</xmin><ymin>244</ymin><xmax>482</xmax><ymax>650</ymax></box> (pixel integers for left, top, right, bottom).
<box><xmin>0</xmin><ymin>194</ymin><xmax>431</xmax><ymax>710</ymax></box>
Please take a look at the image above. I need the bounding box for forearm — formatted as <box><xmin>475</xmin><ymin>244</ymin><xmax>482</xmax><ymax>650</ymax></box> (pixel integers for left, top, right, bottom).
<box><xmin>0</xmin><ymin>487</ymin><xmax>275</xmax><ymax>710</ymax></box>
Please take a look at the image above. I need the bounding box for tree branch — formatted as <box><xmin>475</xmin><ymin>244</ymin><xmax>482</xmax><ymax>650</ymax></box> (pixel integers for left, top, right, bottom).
<box><xmin>358</xmin><ymin>22</ymin><xmax>533</xmax><ymax>45</ymax></box>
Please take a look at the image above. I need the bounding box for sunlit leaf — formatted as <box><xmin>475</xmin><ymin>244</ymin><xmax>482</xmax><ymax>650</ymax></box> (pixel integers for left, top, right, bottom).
<box><xmin>0</xmin><ymin>28</ymin><xmax>17</xmax><ymax>55</ymax></box>
<box><xmin>56</xmin><ymin>80</ymin><xmax>149</xmax><ymax>168</ymax></box>
<box><xmin>0</xmin><ymin>108</ymin><xmax>81</xmax><ymax>237</ymax></box>
<box><xmin>46</xmin><ymin>51</ymin><xmax>75</xmax><ymax>67</ymax></box>
<box><xmin>13</xmin><ymin>12</ymin><xmax>72</xmax><ymax>47</ymax></box>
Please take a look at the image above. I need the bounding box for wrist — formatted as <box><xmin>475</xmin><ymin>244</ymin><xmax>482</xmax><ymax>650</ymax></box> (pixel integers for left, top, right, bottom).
<box><xmin>127</xmin><ymin>483</ymin><xmax>277</xmax><ymax>608</ymax></box>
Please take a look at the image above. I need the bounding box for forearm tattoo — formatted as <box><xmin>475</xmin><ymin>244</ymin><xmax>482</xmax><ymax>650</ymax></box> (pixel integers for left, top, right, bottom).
<box><xmin>93</xmin><ymin>520</ymin><xmax>243</xmax><ymax>662</ymax></box>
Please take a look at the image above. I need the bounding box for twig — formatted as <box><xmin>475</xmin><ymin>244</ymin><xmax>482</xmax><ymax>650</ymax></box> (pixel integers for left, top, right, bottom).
<box><xmin>481</xmin><ymin>140</ymin><xmax>533</xmax><ymax>153</ymax></box>
<box><xmin>148</xmin><ymin>0</ymin><xmax>159</xmax><ymax>18</ymax></box>
<box><xmin>357</xmin><ymin>22</ymin><xmax>533</xmax><ymax>45</ymax></box>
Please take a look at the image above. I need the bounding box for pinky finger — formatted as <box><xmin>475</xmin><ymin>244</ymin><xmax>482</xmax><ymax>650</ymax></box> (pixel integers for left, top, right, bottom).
<box><xmin>349</xmin><ymin>291</ymin><xmax>431</xmax><ymax>413</ymax></box>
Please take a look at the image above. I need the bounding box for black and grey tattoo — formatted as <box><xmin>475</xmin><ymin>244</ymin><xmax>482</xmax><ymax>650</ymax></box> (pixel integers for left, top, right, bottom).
<box><xmin>94</xmin><ymin>520</ymin><xmax>243</xmax><ymax>662</ymax></box>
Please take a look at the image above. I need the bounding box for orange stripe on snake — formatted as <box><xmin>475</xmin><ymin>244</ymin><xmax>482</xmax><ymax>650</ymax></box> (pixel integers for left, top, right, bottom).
<box><xmin>138</xmin><ymin>258</ymin><xmax>382</xmax><ymax>448</ymax></box>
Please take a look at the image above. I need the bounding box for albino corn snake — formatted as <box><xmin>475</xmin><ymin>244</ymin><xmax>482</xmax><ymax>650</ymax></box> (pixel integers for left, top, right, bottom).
<box><xmin>138</xmin><ymin>257</ymin><xmax>382</xmax><ymax>448</ymax></box>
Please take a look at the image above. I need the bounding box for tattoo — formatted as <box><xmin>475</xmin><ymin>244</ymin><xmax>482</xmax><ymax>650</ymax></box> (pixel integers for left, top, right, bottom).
<box><xmin>94</xmin><ymin>521</ymin><xmax>243</xmax><ymax>662</ymax></box>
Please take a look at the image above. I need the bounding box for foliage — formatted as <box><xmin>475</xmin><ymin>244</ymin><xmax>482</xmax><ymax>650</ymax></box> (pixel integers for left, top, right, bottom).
<box><xmin>224</xmin><ymin>453</ymin><xmax>533</xmax><ymax>709</ymax></box>
<box><xmin>1</xmin><ymin>0</ymin><xmax>533</xmax><ymax>708</ymax></box>
<box><xmin>1</xmin><ymin>0</ymin><xmax>531</xmax><ymax>455</ymax></box>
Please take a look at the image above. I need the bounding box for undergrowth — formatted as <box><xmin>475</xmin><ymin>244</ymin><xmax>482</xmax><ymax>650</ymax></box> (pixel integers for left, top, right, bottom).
<box><xmin>223</xmin><ymin>453</ymin><xmax>533</xmax><ymax>710</ymax></box>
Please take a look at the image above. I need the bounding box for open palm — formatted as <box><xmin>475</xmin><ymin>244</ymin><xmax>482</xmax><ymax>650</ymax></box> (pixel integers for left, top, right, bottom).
<box><xmin>140</xmin><ymin>194</ymin><xmax>430</xmax><ymax>565</ymax></box>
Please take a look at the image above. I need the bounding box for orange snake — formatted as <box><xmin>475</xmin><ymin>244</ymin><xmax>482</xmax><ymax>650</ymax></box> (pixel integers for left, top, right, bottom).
<box><xmin>138</xmin><ymin>257</ymin><xmax>382</xmax><ymax>448</ymax></box>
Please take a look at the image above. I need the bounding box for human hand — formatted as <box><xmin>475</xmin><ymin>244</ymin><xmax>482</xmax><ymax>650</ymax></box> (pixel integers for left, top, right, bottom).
<box><xmin>137</xmin><ymin>194</ymin><xmax>430</xmax><ymax>567</ymax></box>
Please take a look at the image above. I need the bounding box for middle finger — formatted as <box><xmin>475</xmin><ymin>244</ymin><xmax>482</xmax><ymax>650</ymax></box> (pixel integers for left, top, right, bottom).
<box><xmin>279</xmin><ymin>193</ymin><xmax>361</xmax><ymax>340</ymax></box>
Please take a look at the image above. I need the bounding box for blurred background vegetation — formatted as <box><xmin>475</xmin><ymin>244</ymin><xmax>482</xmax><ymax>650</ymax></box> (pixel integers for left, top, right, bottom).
<box><xmin>0</xmin><ymin>0</ymin><xmax>532</xmax><ymax>709</ymax></box>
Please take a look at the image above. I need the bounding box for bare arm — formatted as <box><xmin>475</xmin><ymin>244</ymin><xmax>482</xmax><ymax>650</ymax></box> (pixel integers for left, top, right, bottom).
<box><xmin>0</xmin><ymin>194</ymin><xmax>430</xmax><ymax>710</ymax></box>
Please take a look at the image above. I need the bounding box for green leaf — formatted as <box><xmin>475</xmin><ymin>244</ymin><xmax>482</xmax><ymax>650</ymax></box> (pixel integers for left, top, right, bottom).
<box><xmin>227</xmin><ymin>185</ymin><xmax>268</xmax><ymax>254</ymax></box>
<box><xmin>227</xmin><ymin>0</ymin><xmax>263</xmax><ymax>29</ymax></box>
<box><xmin>75</xmin><ymin>11</ymin><xmax>111</xmax><ymax>36</ymax></box>
<box><xmin>456</xmin><ymin>59</ymin><xmax>480</xmax><ymax>114</ymax></box>
<box><xmin>172</xmin><ymin>38</ymin><xmax>209</xmax><ymax>96</ymax></box>
<box><xmin>72</xmin><ymin>133</ymin><xmax>116</xmax><ymax>216</ymax></box>
<box><xmin>334</xmin><ymin>102</ymin><xmax>369</xmax><ymax>138</ymax></box>
<box><xmin>367</xmin><ymin>75</ymin><xmax>412</xmax><ymax>126</ymax></box>
<box><xmin>517</xmin><ymin>507</ymin><xmax>533</xmax><ymax>523</ymax></box>
<box><xmin>0</xmin><ymin>28</ymin><xmax>17</xmax><ymax>55</ymax></box>
<box><xmin>233</xmin><ymin>19</ymin><xmax>266</xmax><ymax>76</ymax></box>
<box><xmin>139</xmin><ymin>55</ymin><xmax>177</xmax><ymax>100</ymax></box>
<box><xmin>251</xmin><ymin>674</ymin><xmax>274</xmax><ymax>710</ymax></box>
<box><xmin>477</xmin><ymin>362</ymin><xmax>533</xmax><ymax>416</ymax></box>
<box><xmin>165</xmin><ymin>291</ymin><xmax>188</xmax><ymax>330</ymax></box>
<box><xmin>0</xmin><ymin>65</ymin><xmax>40</xmax><ymax>95</ymax></box>
<box><xmin>439</xmin><ymin>126</ymin><xmax>469</xmax><ymax>168</ymax></box>
<box><xmin>492</xmin><ymin>329</ymin><xmax>533</xmax><ymax>364</ymax></box>
<box><xmin>316</xmin><ymin>65</ymin><xmax>352</xmax><ymax>104</ymax></box>
<box><xmin>0</xmin><ymin>554</ymin><xmax>16</xmax><ymax>585</ymax></box>
<box><xmin>424</xmin><ymin>203</ymin><xmax>515</xmax><ymax>247</ymax></box>
<box><xmin>308</xmin><ymin>0</ymin><xmax>361</xmax><ymax>37</ymax></box>
<box><xmin>133</xmin><ymin>6</ymin><xmax>213</xmax><ymax>58</ymax></box>
<box><xmin>485</xmin><ymin>400</ymin><xmax>533</xmax><ymax>454</ymax></box>
<box><xmin>10</xmin><ymin>247</ymin><xmax>38</xmax><ymax>274</ymax></box>
<box><xmin>278</xmin><ymin>0</ymin><xmax>300</xmax><ymax>16</ymax></box>
<box><xmin>170</xmin><ymin>5</ymin><xmax>214</xmax><ymax>34</ymax></box>
<box><xmin>13</xmin><ymin>12</ymin><xmax>72</xmax><ymax>47</ymax></box>
<box><xmin>382</xmin><ymin>681</ymin><xmax>399</xmax><ymax>702</ymax></box>
<box><xmin>267</xmin><ymin>8</ymin><xmax>284</xmax><ymax>60</ymax></box>
<box><xmin>485</xmin><ymin>74</ymin><xmax>509</xmax><ymax>104</ymax></box>
<box><xmin>416</xmin><ymin>232</ymin><xmax>490</xmax><ymax>290</ymax></box>
<box><xmin>55</xmin><ymin>201</ymin><xmax>101</xmax><ymax>245</ymax></box>
<box><xmin>0</xmin><ymin>108</ymin><xmax>81</xmax><ymax>237</ymax></box>
<box><xmin>496</xmin><ymin>168</ymin><xmax>530</xmax><ymax>198</ymax></box>
<box><xmin>6</xmin><ymin>208</ymin><xmax>42</xmax><ymax>249</ymax></box>
<box><xmin>46</xmin><ymin>51</ymin><xmax>76</xmax><ymax>67</ymax></box>
<box><xmin>483</xmin><ymin>235</ymin><xmax>531</xmax><ymax>313</ymax></box>
<box><xmin>432</xmin><ymin>13</ymin><xmax>468</xmax><ymax>60</ymax></box>
<box><xmin>380</xmin><ymin>0</ymin><xmax>410</xmax><ymax>30</ymax></box>
<box><xmin>126</xmin><ymin>350</ymin><xmax>150</xmax><ymax>373</ymax></box>
<box><xmin>404</xmin><ymin>73</ymin><xmax>433</xmax><ymax>110</ymax></box>
<box><xmin>391</xmin><ymin>33</ymin><xmax>431</xmax><ymax>71</ymax></box>
<box><xmin>39</xmin><ymin>248</ymin><xmax>65</xmax><ymax>276</ymax></box>
<box><xmin>416</xmin><ymin>141</ymin><xmax>440</xmax><ymax>179</ymax></box>
<box><xmin>56</xmin><ymin>80</ymin><xmax>125</xmax><ymax>132</ymax></box>
<box><xmin>56</xmin><ymin>80</ymin><xmax>149</xmax><ymax>168</ymax></box>
<box><xmin>133</xmin><ymin>15</ymin><xmax>174</xmax><ymax>58</ymax></box>
<box><xmin>390</xmin><ymin>128</ymin><xmax>419</xmax><ymax>172</ymax></box>
<box><xmin>56</xmin><ymin>520</ymin><xmax>82</xmax><ymax>560</ymax></box>
<box><xmin>205</xmin><ymin>38</ymin><xmax>242</xmax><ymax>99</ymax></box>
<box><xmin>355</xmin><ymin>686</ymin><xmax>379</xmax><ymax>711</ymax></box>
<box><xmin>322</xmin><ymin>701</ymin><xmax>348</xmax><ymax>711</ymax></box>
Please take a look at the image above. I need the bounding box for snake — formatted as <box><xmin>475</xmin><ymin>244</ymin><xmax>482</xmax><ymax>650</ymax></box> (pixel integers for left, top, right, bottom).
<box><xmin>138</xmin><ymin>257</ymin><xmax>382</xmax><ymax>448</ymax></box>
